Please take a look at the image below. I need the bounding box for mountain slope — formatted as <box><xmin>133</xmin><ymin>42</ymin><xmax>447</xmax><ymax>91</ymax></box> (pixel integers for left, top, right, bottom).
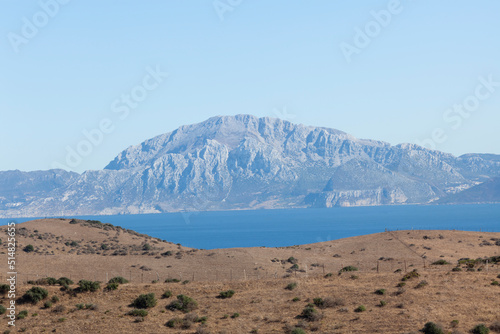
<box><xmin>1</xmin><ymin>115</ymin><xmax>499</xmax><ymax>217</ymax></box>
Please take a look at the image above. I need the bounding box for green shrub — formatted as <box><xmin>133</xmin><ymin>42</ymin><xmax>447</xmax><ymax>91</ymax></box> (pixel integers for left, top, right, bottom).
<box><xmin>162</xmin><ymin>290</ymin><xmax>173</xmax><ymax>299</ymax></box>
<box><xmin>402</xmin><ymin>269</ymin><xmax>420</xmax><ymax>281</ymax></box>
<box><xmin>165</xmin><ymin>278</ymin><xmax>181</xmax><ymax>283</ymax></box>
<box><xmin>415</xmin><ymin>280</ymin><xmax>429</xmax><ymax>289</ymax></box>
<box><xmin>17</xmin><ymin>310</ymin><xmax>28</xmax><ymax>319</ymax></box>
<box><xmin>431</xmin><ymin>259</ymin><xmax>450</xmax><ymax>265</ymax></box>
<box><xmin>0</xmin><ymin>305</ymin><xmax>6</xmax><ymax>315</ymax></box>
<box><xmin>167</xmin><ymin>295</ymin><xmax>198</xmax><ymax>313</ymax></box>
<box><xmin>300</xmin><ymin>305</ymin><xmax>322</xmax><ymax>321</ymax></box>
<box><xmin>57</xmin><ymin>277</ymin><xmax>73</xmax><ymax>286</ymax></box>
<box><xmin>287</xmin><ymin>257</ymin><xmax>298</xmax><ymax>264</ymax></box>
<box><xmin>23</xmin><ymin>245</ymin><xmax>34</xmax><ymax>253</ymax></box>
<box><xmin>0</xmin><ymin>284</ymin><xmax>10</xmax><ymax>294</ymax></box>
<box><xmin>51</xmin><ymin>296</ymin><xmax>59</xmax><ymax>303</ymax></box>
<box><xmin>76</xmin><ymin>304</ymin><xmax>85</xmax><ymax>310</ymax></box>
<box><xmin>451</xmin><ymin>320</ymin><xmax>459</xmax><ymax>328</ymax></box>
<box><xmin>165</xmin><ymin>317</ymin><xmax>183</xmax><ymax>328</ymax></box>
<box><xmin>218</xmin><ymin>290</ymin><xmax>235</xmax><ymax>299</ymax></box>
<box><xmin>471</xmin><ymin>324</ymin><xmax>489</xmax><ymax>334</ymax></box>
<box><xmin>374</xmin><ymin>289</ymin><xmax>386</xmax><ymax>295</ymax></box>
<box><xmin>452</xmin><ymin>267</ymin><xmax>462</xmax><ymax>272</ymax></box>
<box><xmin>105</xmin><ymin>283</ymin><xmax>119</xmax><ymax>291</ymax></box>
<box><xmin>290</xmin><ymin>329</ymin><xmax>306</xmax><ymax>334</ymax></box>
<box><xmin>77</xmin><ymin>280</ymin><xmax>100</xmax><ymax>292</ymax></box>
<box><xmin>379</xmin><ymin>300</ymin><xmax>387</xmax><ymax>307</ymax></box>
<box><xmin>292</xmin><ymin>297</ymin><xmax>300</xmax><ymax>302</ymax></box>
<box><xmin>422</xmin><ymin>322</ymin><xmax>444</xmax><ymax>334</ymax></box>
<box><xmin>108</xmin><ymin>276</ymin><xmax>128</xmax><ymax>284</ymax></box>
<box><xmin>324</xmin><ymin>272</ymin><xmax>333</xmax><ymax>278</ymax></box>
<box><xmin>128</xmin><ymin>309</ymin><xmax>148</xmax><ymax>317</ymax></box>
<box><xmin>231</xmin><ymin>313</ymin><xmax>239</xmax><ymax>318</ymax></box>
<box><xmin>313</xmin><ymin>298</ymin><xmax>324</xmax><ymax>307</ymax></box>
<box><xmin>142</xmin><ymin>243</ymin><xmax>151</xmax><ymax>251</ymax></box>
<box><xmin>339</xmin><ymin>266</ymin><xmax>358</xmax><ymax>273</ymax></box>
<box><xmin>131</xmin><ymin>293</ymin><xmax>157</xmax><ymax>309</ymax></box>
<box><xmin>285</xmin><ymin>282</ymin><xmax>297</xmax><ymax>290</ymax></box>
<box><xmin>43</xmin><ymin>301</ymin><xmax>52</xmax><ymax>309</ymax></box>
<box><xmin>22</xmin><ymin>287</ymin><xmax>48</xmax><ymax>304</ymax></box>
<box><xmin>354</xmin><ymin>305</ymin><xmax>366</xmax><ymax>312</ymax></box>
<box><xmin>491</xmin><ymin>280</ymin><xmax>499</xmax><ymax>286</ymax></box>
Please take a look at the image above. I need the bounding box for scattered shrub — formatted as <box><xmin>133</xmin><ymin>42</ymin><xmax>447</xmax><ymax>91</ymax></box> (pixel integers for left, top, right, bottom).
<box><xmin>57</xmin><ymin>277</ymin><xmax>73</xmax><ymax>286</ymax></box>
<box><xmin>432</xmin><ymin>260</ymin><xmax>450</xmax><ymax>265</ymax></box>
<box><xmin>451</xmin><ymin>320</ymin><xmax>459</xmax><ymax>328</ymax></box>
<box><xmin>415</xmin><ymin>280</ymin><xmax>429</xmax><ymax>289</ymax></box>
<box><xmin>52</xmin><ymin>305</ymin><xmax>66</xmax><ymax>313</ymax></box>
<box><xmin>0</xmin><ymin>284</ymin><xmax>10</xmax><ymax>294</ymax></box>
<box><xmin>374</xmin><ymin>289</ymin><xmax>386</xmax><ymax>295</ymax></box>
<box><xmin>300</xmin><ymin>306</ymin><xmax>322</xmax><ymax>322</ymax></box>
<box><xmin>218</xmin><ymin>290</ymin><xmax>235</xmax><ymax>299</ymax></box>
<box><xmin>108</xmin><ymin>276</ymin><xmax>129</xmax><ymax>284</ymax></box>
<box><xmin>231</xmin><ymin>313</ymin><xmax>240</xmax><ymax>318</ymax></box>
<box><xmin>354</xmin><ymin>305</ymin><xmax>366</xmax><ymax>312</ymax></box>
<box><xmin>339</xmin><ymin>266</ymin><xmax>358</xmax><ymax>274</ymax></box>
<box><xmin>17</xmin><ymin>310</ymin><xmax>28</xmax><ymax>319</ymax></box>
<box><xmin>23</xmin><ymin>245</ymin><xmax>34</xmax><ymax>253</ymax></box>
<box><xmin>131</xmin><ymin>293</ymin><xmax>157</xmax><ymax>309</ymax></box>
<box><xmin>491</xmin><ymin>281</ymin><xmax>499</xmax><ymax>286</ymax></box>
<box><xmin>162</xmin><ymin>290</ymin><xmax>173</xmax><ymax>299</ymax></box>
<box><xmin>43</xmin><ymin>301</ymin><xmax>52</xmax><ymax>309</ymax></box>
<box><xmin>471</xmin><ymin>324</ymin><xmax>490</xmax><ymax>334</ymax></box>
<box><xmin>167</xmin><ymin>295</ymin><xmax>198</xmax><ymax>313</ymax></box>
<box><xmin>489</xmin><ymin>321</ymin><xmax>500</xmax><ymax>332</ymax></box>
<box><xmin>324</xmin><ymin>272</ymin><xmax>333</xmax><ymax>278</ymax></box>
<box><xmin>292</xmin><ymin>297</ymin><xmax>300</xmax><ymax>302</ymax></box>
<box><xmin>165</xmin><ymin>278</ymin><xmax>181</xmax><ymax>283</ymax></box>
<box><xmin>182</xmin><ymin>280</ymin><xmax>190</xmax><ymax>285</ymax></box>
<box><xmin>452</xmin><ymin>267</ymin><xmax>462</xmax><ymax>272</ymax></box>
<box><xmin>379</xmin><ymin>300</ymin><xmax>387</xmax><ymax>307</ymax></box>
<box><xmin>77</xmin><ymin>280</ymin><xmax>100</xmax><ymax>292</ymax></box>
<box><xmin>165</xmin><ymin>317</ymin><xmax>183</xmax><ymax>328</ymax></box>
<box><xmin>105</xmin><ymin>283</ymin><xmax>119</xmax><ymax>291</ymax></box>
<box><xmin>402</xmin><ymin>269</ymin><xmax>420</xmax><ymax>281</ymax></box>
<box><xmin>51</xmin><ymin>296</ymin><xmax>59</xmax><ymax>303</ymax></box>
<box><xmin>22</xmin><ymin>287</ymin><xmax>48</xmax><ymax>304</ymax></box>
<box><xmin>422</xmin><ymin>322</ymin><xmax>444</xmax><ymax>334</ymax></box>
<box><xmin>291</xmin><ymin>329</ymin><xmax>306</xmax><ymax>334</ymax></box>
<box><xmin>285</xmin><ymin>282</ymin><xmax>298</xmax><ymax>291</ymax></box>
<box><xmin>128</xmin><ymin>309</ymin><xmax>148</xmax><ymax>317</ymax></box>
<box><xmin>0</xmin><ymin>305</ymin><xmax>6</xmax><ymax>315</ymax></box>
<box><xmin>287</xmin><ymin>257</ymin><xmax>298</xmax><ymax>264</ymax></box>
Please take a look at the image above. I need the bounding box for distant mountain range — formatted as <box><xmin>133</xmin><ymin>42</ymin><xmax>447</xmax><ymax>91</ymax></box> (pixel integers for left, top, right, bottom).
<box><xmin>1</xmin><ymin>115</ymin><xmax>499</xmax><ymax>218</ymax></box>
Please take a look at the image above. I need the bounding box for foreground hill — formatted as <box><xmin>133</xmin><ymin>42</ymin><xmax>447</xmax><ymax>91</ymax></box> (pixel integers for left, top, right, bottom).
<box><xmin>0</xmin><ymin>219</ymin><xmax>499</xmax><ymax>333</ymax></box>
<box><xmin>1</xmin><ymin>115</ymin><xmax>500</xmax><ymax>218</ymax></box>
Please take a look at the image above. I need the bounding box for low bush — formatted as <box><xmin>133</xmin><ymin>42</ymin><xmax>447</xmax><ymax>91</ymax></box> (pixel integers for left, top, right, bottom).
<box><xmin>105</xmin><ymin>283</ymin><xmax>119</xmax><ymax>291</ymax></box>
<box><xmin>17</xmin><ymin>310</ymin><xmax>28</xmax><ymax>319</ymax></box>
<box><xmin>231</xmin><ymin>313</ymin><xmax>240</xmax><ymax>318</ymax></box>
<box><xmin>128</xmin><ymin>309</ymin><xmax>148</xmax><ymax>317</ymax></box>
<box><xmin>354</xmin><ymin>305</ymin><xmax>366</xmax><ymax>312</ymax></box>
<box><xmin>374</xmin><ymin>289</ymin><xmax>386</xmax><ymax>295</ymax></box>
<box><xmin>167</xmin><ymin>295</ymin><xmax>198</xmax><ymax>313</ymax></box>
<box><xmin>339</xmin><ymin>266</ymin><xmax>358</xmax><ymax>274</ymax></box>
<box><xmin>108</xmin><ymin>276</ymin><xmax>129</xmax><ymax>284</ymax></box>
<box><xmin>415</xmin><ymin>280</ymin><xmax>429</xmax><ymax>289</ymax></box>
<box><xmin>43</xmin><ymin>301</ymin><xmax>52</xmax><ymax>309</ymax></box>
<box><xmin>22</xmin><ymin>287</ymin><xmax>48</xmax><ymax>304</ymax></box>
<box><xmin>23</xmin><ymin>245</ymin><xmax>34</xmax><ymax>253</ymax></box>
<box><xmin>290</xmin><ymin>329</ymin><xmax>306</xmax><ymax>334</ymax></box>
<box><xmin>162</xmin><ymin>290</ymin><xmax>173</xmax><ymax>299</ymax></box>
<box><xmin>402</xmin><ymin>269</ymin><xmax>420</xmax><ymax>281</ymax></box>
<box><xmin>51</xmin><ymin>296</ymin><xmax>59</xmax><ymax>303</ymax></box>
<box><xmin>422</xmin><ymin>322</ymin><xmax>444</xmax><ymax>334</ymax></box>
<box><xmin>432</xmin><ymin>260</ymin><xmax>450</xmax><ymax>265</ymax></box>
<box><xmin>0</xmin><ymin>284</ymin><xmax>10</xmax><ymax>294</ymax></box>
<box><xmin>379</xmin><ymin>300</ymin><xmax>387</xmax><ymax>307</ymax></box>
<box><xmin>77</xmin><ymin>280</ymin><xmax>100</xmax><ymax>292</ymax></box>
<box><xmin>300</xmin><ymin>306</ymin><xmax>322</xmax><ymax>321</ymax></box>
<box><xmin>471</xmin><ymin>324</ymin><xmax>490</xmax><ymax>334</ymax></box>
<box><xmin>165</xmin><ymin>278</ymin><xmax>181</xmax><ymax>283</ymax></box>
<box><xmin>452</xmin><ymin>267</ymin><xmax>462</xmax><ymax>272</ymax></box>
<box><xmin>131</xmin><ymin>293</ymin><xmax>157</xmax><ymax>309</ymax></box>
<box><xmin>218</xmin><ymin>290</ymin><xmax>235</xmax><ymax>299</ymax></box>
<box><xmin>285</xmin><ymin>282</ymin><xmax>297</xmax><ymax>290</ymax></box>
<box><xmin>57</xmin><ymin>277</ymin><xmax>73</xmax><ymax>286</ymax></box>
<box><xmin>0</xmin><ymin>305</ymin><xmax>6</xmax><ymax>315</ymax></box>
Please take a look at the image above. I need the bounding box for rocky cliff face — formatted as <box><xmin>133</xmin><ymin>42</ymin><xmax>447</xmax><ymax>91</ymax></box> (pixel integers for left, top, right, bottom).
<box><xmin>1</xmin><ymin>115</ymin><xmax>499</xmax><ymax>218</ymax></box>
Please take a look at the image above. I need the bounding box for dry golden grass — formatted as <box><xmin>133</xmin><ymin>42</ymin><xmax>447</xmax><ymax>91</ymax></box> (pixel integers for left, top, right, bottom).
<box><xmin>0</xmin><ymin>218</ymin><xmax>498</xmax><ymax>333</ymax></box>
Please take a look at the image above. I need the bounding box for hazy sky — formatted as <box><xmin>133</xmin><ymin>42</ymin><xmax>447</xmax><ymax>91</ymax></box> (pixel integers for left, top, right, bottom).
<box><xmin>1</xmin><ymin>0</ymin><xmax>499</xmax><ymax>173</ymax></box>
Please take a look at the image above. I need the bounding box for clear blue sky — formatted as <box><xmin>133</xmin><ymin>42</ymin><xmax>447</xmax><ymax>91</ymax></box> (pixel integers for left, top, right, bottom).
<box><xmin>1</xmin><ymin>0</ymin><xmax>499</xmax><ymax>173</ymax></box>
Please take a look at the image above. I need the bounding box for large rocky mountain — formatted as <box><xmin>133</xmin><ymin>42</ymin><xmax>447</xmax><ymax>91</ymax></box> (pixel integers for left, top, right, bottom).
<box><xmin>1</xmin><ymin>115</ymin><xmax>499</xmax><ymax>218</ymax></box>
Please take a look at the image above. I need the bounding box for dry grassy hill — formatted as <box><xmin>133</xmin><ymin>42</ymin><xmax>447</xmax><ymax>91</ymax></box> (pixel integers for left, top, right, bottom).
<box><xmin>0</xmin><ymin>218</ymin><xmax>499</xmax><ymax>333</ymax></box>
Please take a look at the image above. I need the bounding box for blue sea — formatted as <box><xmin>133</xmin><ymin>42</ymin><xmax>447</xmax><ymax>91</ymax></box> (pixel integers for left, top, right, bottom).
<box><xmin>2</xmin><ymin>204</ymin><xmax>499</xmax><ymax>249</ymax></box>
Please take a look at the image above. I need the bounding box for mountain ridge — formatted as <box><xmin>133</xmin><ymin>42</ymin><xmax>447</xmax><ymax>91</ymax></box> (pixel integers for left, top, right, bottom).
<box><xmin>1</xmin><ymin>114</ymin><xmax>499</xmax><ymax>218</ymax></box>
